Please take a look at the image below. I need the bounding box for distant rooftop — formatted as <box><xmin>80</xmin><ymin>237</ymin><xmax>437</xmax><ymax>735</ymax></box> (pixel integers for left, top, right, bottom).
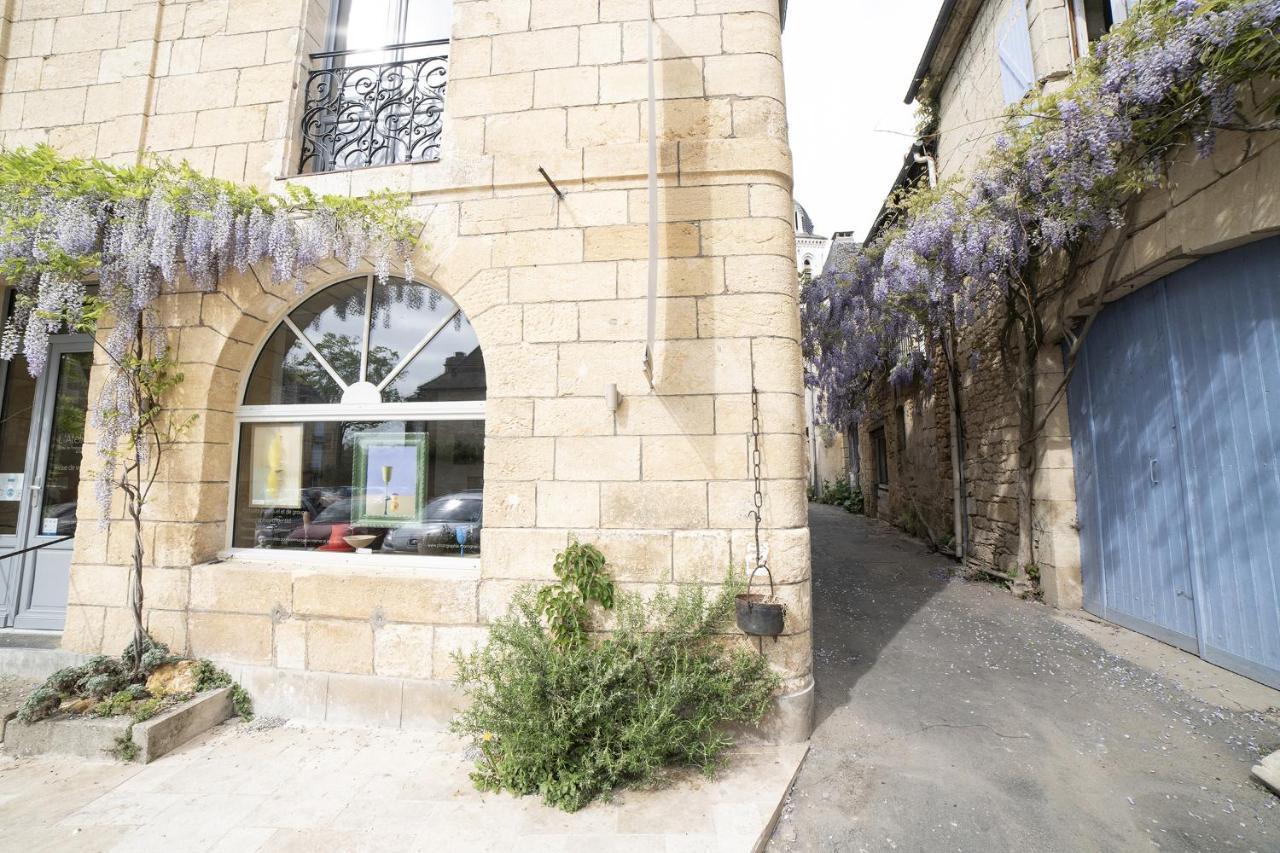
<box><xmin>794</xmin><ymin>200</ymin><xmax>824</xmax><ymax>239</ymax></box>
<box><xmin>820</xmin><ymin>233</ymin><xmax>862</xmax><ymax>278</ymax></box>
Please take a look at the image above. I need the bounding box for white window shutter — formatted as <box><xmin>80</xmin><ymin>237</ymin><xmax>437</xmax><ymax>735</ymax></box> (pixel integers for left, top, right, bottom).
<box><xmin>997</xmin><ymin>0</ymin><xmax>1036</xmax><ymax>105</ymax></box>
<box><xmin>1109</xmin><ymin>0</ymin><xmax>1130</xmax><ymax>25</ymax></box>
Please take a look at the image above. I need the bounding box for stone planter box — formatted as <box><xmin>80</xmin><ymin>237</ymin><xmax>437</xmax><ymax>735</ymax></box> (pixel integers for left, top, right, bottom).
<box><xmin>2</xmin><ymin>687</ymin><xmax>233</xmax><ymax>764</ymax></box>
<box><xmin>1254</xmin><ymin>750</ymin><xmax>1280</xmax><ymax>797</ymax></box>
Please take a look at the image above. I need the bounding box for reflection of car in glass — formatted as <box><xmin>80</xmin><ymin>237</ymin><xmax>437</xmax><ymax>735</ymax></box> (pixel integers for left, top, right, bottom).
<box><xmin>283</xmin><ymin>496</ymin><xmax>357</xmax><ymax>549</ymax></box>
<box><xmin>380</xmin><ymin>490</ymin><xmax>482</xmax><ymax>555</ymax></box>
<box><xmin>253</xmin><ymin>487</ymin><xmax>349</xmax><ymax>548</ymax></box>
<box><xmin>43</xmin><ymin>501</ymin><xmax>79</xmax><ymax>535</ymax></box>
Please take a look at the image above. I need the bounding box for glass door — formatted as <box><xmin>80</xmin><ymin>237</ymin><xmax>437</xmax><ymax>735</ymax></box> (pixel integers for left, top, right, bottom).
<box><xmin>0</xmin><ymin>352</ymin><xmax>40</xmax><ymax>627</ymax></box>
<box><xmin>0</xmin><ymin>340</ymin><xmax>92</xmax><ymax>631</ymax></box>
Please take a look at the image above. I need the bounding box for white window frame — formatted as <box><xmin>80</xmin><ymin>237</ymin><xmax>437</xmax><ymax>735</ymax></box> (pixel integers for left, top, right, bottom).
<box><xmin>223</xmin><ymin>273</ymin><xmax>485</xmax><ymax>569</ymax></box>
<box><xmin>1071</xmin><ymin>0</ymin><xmax>1130</xmax><ymax>54</ymax></box>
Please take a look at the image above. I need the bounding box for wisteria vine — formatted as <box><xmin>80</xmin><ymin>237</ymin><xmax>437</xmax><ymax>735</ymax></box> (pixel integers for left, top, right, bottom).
<box><xmin>0</xmin><ymin>145</ymin><xmax>420</xmax><ymax>517</ymax></box>
<box><xmin>803</xmin><ymin>0</ymin><xmax>1280</xmax><ymax>427</ymax></box>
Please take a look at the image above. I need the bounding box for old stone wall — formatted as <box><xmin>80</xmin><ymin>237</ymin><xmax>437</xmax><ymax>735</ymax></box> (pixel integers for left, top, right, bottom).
<box><xmin>873</xmin><ymin>0</ymin><xmax>1280</xmax><ymax>610</ymax></box>
<box><xmin>856</xmin><ymin>349</ymin><xmax>954</xmax><ymax>547</ymax></box>
<box><xmin>934</xmin><ymin>0</ymin><xmax>1008</xmax><ymax>179</ymax></box>
<box><xmin>0</xmin><ymin>0</ymin><xmax>813</xmax><ymax>734</ymax></box>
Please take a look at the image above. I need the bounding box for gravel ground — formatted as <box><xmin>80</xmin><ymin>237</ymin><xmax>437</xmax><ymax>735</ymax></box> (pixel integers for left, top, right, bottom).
<box><xmin>769</xmin><ymin>505</ymin><xmax>1280</xmax><ymax>853</ymax></box>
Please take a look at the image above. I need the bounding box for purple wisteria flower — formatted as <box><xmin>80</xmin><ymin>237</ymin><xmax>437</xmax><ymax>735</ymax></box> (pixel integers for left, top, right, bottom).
<box><xmin>802</xmin><ymin>0</ymin><xmax>1280</xmax><ymax>426</ymax></box>
<box><xmin>0</xmin><ymin>149</ymin><xmax>416</xmax><ymax>520</ymax></box>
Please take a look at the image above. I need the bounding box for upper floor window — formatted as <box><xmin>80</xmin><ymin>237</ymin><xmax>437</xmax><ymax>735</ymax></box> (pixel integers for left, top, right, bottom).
<box><xmin>331</xmin><ymin>0</ymin><xmax>452</xmax><ymax>61</ymax></box>
<box><xmin>299</xmin><ymin>0</ymin><xmax>453</xmax><ymax>174</ymax></box>
<box><xmin>1073</xmin><ymin>0</ymin><xmax>1130</xmax><ymax>51</ymax></box>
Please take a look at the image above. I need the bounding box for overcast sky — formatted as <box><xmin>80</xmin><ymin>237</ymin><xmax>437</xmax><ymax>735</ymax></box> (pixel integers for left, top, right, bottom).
<box><xmin>781</xmin><ymin>1</ymin><xmax>943</xmax><ymax>241</ymax></box>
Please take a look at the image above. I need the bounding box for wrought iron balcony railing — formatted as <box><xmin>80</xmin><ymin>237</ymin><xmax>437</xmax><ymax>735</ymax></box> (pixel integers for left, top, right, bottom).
<box><xmin>299</xmin><ymin>39</ymin><xmax>449</xmax><ymax>174</ymax></box>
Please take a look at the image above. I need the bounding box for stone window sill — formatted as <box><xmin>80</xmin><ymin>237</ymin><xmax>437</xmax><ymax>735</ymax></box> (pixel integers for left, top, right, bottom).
<box><xmin>216</xmin><ymin>548</ymin><xmax>480</xmax><ymax>578</ymax></box>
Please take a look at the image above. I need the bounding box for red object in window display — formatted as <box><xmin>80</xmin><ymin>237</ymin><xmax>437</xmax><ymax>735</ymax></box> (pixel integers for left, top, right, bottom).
<box><xmin>318</xmin><ymin>522</ymin><xmax>355</xmax><ymax>552</ymax></box>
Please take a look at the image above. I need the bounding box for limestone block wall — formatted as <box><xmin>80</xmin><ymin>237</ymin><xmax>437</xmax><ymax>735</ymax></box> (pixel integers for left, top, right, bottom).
<box><xmin>807</xmin><ymin>427</ymin><xmax>847</xmax><ymax>492</ymax></box>
<box><xmin>0</xmin><ymin>0</ymin><xmax>315</xmax><ymax>179</ymax></box>
<box><xmin>933</xmin><ymin>0</ymin><xmax>1072</xmax><ymax>180</ymax></box>
<box><xmin>1</xmin><ymin>0</ymin><xmax>813</xmax><ymax>734</ymax></box>
<box><xmin>934</xmin><ymin>0</ymin><xmax>1007</xmax><ymax>179</ymax></box>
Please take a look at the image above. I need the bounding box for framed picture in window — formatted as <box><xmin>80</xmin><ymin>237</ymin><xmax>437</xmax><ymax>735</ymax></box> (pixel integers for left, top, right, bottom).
<box><xmin>352</xmin><ymin>432</ymin><xmax>427</xmax><ymax>527</ymax></box>
<box><xmin>249</xmin><ymin>424</ymin><xmax>303</xmax><ymax>508</ymax></box>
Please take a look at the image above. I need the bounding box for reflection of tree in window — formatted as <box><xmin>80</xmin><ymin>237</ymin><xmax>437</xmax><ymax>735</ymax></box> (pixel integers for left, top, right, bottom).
<box><xmin>233</xmin><ymin>276</ymin><xmax>486</xmax><ymax>555</ymax></box>
<box><xmin>296</xmin><ymin>333</ymin><xmax>403</xmax><ymax>400</ymax></box>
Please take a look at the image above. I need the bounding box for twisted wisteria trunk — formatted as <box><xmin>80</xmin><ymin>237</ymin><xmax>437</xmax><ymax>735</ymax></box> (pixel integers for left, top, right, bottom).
<box><xmin>125</xmin><ymin>321</ymin><xmax>148</xmax><ymax>670</ymax></box>
<box><xmin>940</xmin><ymin>320</ymin><xmax>967</xmax><ymax>563</ymax></box>
<box><xmin>1014</xmin><ymin>324</ymin><xmax>1038</xmax><ymax>591</ymax></box>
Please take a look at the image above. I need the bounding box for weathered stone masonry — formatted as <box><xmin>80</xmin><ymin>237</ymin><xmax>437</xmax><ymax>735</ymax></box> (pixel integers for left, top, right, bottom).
<box><xmin>0</xmin><ymin>0</ymin><xmax>814</xmax><ymax>737</ymax></box>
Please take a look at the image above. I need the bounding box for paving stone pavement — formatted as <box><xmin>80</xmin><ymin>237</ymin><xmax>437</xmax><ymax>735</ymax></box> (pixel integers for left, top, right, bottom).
<box><xmin>0</xmin><ymin>716</ymin><xmax>805</xmax><ymax>852</ymax></box>
<box><xmin>768</xmin><ymin>505</ymin><xmax>1280</xmax><ymax>853</ymax></box>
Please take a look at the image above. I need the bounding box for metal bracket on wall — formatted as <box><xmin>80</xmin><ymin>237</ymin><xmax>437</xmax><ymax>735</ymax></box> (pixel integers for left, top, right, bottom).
<box><xmin>537</xmin><ymin>167</ymin><xmax>564</xmax><ymax>200</ymax></box>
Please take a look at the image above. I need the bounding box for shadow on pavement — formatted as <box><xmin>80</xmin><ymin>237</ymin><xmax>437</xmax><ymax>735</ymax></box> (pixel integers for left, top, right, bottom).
<box><xmin>808</xmin><ymin>503</ymin><xmax>954</xmax><ymax>731</ymax></box>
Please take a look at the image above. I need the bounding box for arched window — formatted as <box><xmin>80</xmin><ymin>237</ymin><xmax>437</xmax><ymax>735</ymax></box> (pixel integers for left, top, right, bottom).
<box><xmin>231</xmin><ymin>275</ymin><xmax>484</xmax><ymax>561</ymax></box>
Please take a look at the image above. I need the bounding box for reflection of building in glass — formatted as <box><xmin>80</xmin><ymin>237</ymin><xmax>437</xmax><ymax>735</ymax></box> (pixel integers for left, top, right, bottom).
<box><xmin>406</xmin><ymin>347</ymin><xmax>486</xmax><ymax>402</ymax></box>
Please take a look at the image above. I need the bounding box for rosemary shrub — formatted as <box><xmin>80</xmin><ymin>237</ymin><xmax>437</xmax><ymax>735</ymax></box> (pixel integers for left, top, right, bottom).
<box><xmin>452</xmin><ymin>579</ymin><xmax>779</xmax><ymax>812</ymax></box>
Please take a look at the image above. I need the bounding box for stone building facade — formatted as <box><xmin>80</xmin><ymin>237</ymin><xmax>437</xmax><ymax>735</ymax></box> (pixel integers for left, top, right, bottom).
<box><xmin>855</xmin><ymin>0</ymin><xmax>1280</xmax><ymax>633</ymax></box>
<box><xmin>792</xmin><ymin>199</ymin><xmax>847</xmax><ymax>493</ymax></box>
<box><xmin>0</xmin><ymin>0</ymin><xmax>813</xmax><ymax>737</ymax></box>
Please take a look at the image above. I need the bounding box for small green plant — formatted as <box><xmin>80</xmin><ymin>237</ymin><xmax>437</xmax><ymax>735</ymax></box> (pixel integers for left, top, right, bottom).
<box><xmin>453</xmin><ymin>574</ymin><xmax>780</xmax><ymax>813</ymax></box>
<box><xmin>92</xmin><ymin>688</ymin><xmax>143</xmax><ymax>718</ymax></box>
<box><xmin>815</xmin><ymin>479</ymin><xmax>863</xmax><ymax>514</ymax></box>
<box><xmin>844</xmin><ymin>484</ymin><xmax>864</xmax><ymax>514</ymax></box>
<box><xmin>16</xmin><ymin>636</ymin><xmax>253</xmax><ymax>726</ymax></box>
<box><xmin>131</xmin><ymin>696</ymin><xmax>165</xmax><ymax>723</ymax></box>
<box><xmin>1020</xmin><ymin>563</ymin><xmax>1044</xmax><ymax>600</ymax></box>
<box><xmin>192</xmin><ymin>659</ymin><xmax>254</xmax><ymax>721</ymax></box>
<box><xmin>535</xmin><ymin>540</ymin><xmax>615</xmax><ymax>649</ymax></box>
<box><xmin>111</xmin><ymin>730</ymin><xmax>139</xmax><ymax>762</ymax></box>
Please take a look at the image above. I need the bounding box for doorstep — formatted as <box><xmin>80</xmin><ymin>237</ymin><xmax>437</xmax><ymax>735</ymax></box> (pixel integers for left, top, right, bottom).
<box><xmin>0</xmin><ymin>633</ymin><xmax>87</xmax><ymax>680</ymax></box>
<box><xmin>0</xmin><ymin>629</ymin><xmax>61</xmax><ymax>650</ymax></box>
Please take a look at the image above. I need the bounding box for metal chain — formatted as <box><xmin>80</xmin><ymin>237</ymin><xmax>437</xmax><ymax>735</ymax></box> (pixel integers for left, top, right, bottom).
<box><xmin>750</xmin><ymin>386</ymin><xmax>765</xmax><ymax>572</ymax></box>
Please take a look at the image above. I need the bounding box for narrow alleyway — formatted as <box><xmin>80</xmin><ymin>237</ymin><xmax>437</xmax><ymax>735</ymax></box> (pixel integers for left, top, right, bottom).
<box><xmin>769</xmin><ymin>505</ymin><xmax>1280</xmax><ymax>853</ymax></box>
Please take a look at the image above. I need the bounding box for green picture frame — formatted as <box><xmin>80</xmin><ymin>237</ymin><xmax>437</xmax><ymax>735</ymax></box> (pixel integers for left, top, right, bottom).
<box><xmin>352</xmin><ymin>432</ymin><xmax>428</xmax><ymax>527</ymax></box>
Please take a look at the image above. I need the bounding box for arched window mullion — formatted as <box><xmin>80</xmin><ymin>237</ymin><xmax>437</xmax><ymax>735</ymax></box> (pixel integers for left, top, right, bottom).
<box><xmin>359</xmin><ymin>274</ymin><xmax>374</xmax><ymax>383</ymax></box>
<box><xmin>282</xmin><ymin>315</ymin><xmax>349</xmax><ymax>391</ymax></box>
<box><xmin>375</xmin><ymin>307</ymin><xmax>460</xmax><ymax>393</ymax></box>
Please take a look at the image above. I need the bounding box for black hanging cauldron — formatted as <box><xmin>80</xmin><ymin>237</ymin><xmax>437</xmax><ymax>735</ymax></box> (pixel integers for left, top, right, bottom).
<box><xmin>735</xmin><ymin>565</ymin><xmax>786</xmax><ymax>637</ymax></box>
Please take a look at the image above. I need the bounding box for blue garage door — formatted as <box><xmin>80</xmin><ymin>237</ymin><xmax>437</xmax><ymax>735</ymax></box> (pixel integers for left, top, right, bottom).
<box><xmin>1069</xmin><ymin>236</ymin><xmax>1280</xmax><ymax>690</ymax></box>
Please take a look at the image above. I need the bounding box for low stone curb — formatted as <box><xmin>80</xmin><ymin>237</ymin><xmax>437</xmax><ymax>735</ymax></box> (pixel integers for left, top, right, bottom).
<box><xmin>134</xmin><ymin>687</ymin><xmax>234</xmax><ymax>763</ymax></box>
<box><xmin>1253</xmin><ymin>750</ymin><xmax>1280</xmax><ymax>797</ymax></box>
<box><xmin>3</xmin><ymin>687</ymin><xmax>232</xmax><ymax>763</ymax></box>
<box><xmin>752</xmin><ymin>742</ymin><xmax>810</xmax><ymax>853</ymax></box>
